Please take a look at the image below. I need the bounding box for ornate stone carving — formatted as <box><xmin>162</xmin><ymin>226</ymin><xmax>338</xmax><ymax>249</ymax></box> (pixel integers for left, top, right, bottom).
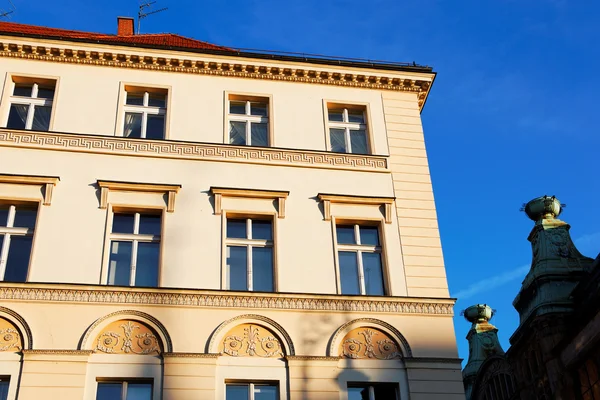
<box><xmin>0</xmin><ymin>317</ymin><xmax>22</xmax><ymax>352</ymax></box>
<box><xmin>339</xmin><ymin>327</ymin><xmax>402</xmax><ymax>360</ymax></box>
<box><xmin>93</xmin><ymin>319</ymin><xmax>161</xmax><ymax>355</ymax></box>
<box><xmin>219</xmin><ymin>323</ymin><xmax>284</xmax><ymax>358</ymax></box>
<box><xmin>0</xmin><ymin>129</ymin><xmax>388</xmax><ymax>172</ymax></box>
<box><xmin>0</xmin><ymin>285</ymin><xmax>454</xmax><ymax>316</ymax></box>
<box><xmin>0</xmin><ymin>44</ymin><xmax>433</xmax><ymax>110</ymax></box>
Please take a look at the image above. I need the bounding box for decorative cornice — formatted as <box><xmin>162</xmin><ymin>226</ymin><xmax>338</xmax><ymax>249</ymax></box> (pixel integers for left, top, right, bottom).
<box><xmin>163</xmin><ymin>352</ymin><xmax>220</xmax><ymax>359</ymax></box>
<box><xmin>97</xmin><ymin>180</ymin><xmax>181</xmax><ymax>213</ymax></box>
<box><xmin>0</xmin><ymin>173</ymin><xmax>59</xmax><ymax>205</ymax></box>
<box><xmin>286</xmin><ymin>355</ymin><xmax>340</xmax><ymax>362</ymax></box>
<box><xmin>318</xmin><ymin>193</ymin><xmax>395</xmax><ymax>224</ymax></box>
<box><xmin>0</xmin><ymin>42</ymin><xmax>432</xmax><ymax>110</ymax></box>
<box><xmin>210</xmin><ymin>187</ymin><xmax>289</xmax><ymax>218</ymax></box>
<box><xmin>0</xmin><ymin>283</ymin><xmax>455</xmax><ymax>315</ymax></box>
<box><xmin>22</xmin><ymin>349</ymin><xmax>93</xmax><ymax>355</ymax></box>
<box><xmin>0</xmin><ymin>129</ymin><xmax>389</xmax><ymax>173</ymax></box>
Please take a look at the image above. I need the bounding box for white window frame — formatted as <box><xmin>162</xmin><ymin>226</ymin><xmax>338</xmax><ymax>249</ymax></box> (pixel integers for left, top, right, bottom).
<box><xmin>96</xmin><ymin>380</ymin><xmax>153</xmax><ymax>400</ymax></box>
<box><xmin>227</xmin><ymin>99</ymin><xmax>270</xmax><ymax>146</ymax></box>
<box><xmin>123</xmin><ymin>90</ymin><xmax>167</xmax><ymax>139</ymax></box>
<box><xmin>225</xmin><ymin>382</ymin><xmax>278</xmax><ymax>400</ymax></box>
<box><xmin>327</xmin><ymin>107</ymin><xmax>369</xmax><ymax>153</ymax></box>
<box><xmin>348</xmin><ymin>383</ymin><xmax>398</xmax><ymax>400</ymax></box>
<box><xmin>225</xmin><ymin>217</ymin><xmax>274</xmax><ymax>291</ymax></box>
<box><xmin>108</xmin><ymin>211</ymin><xmax>161</xmax><ymax>287</ymax></box>
<box><xmin>8</xmin><ymin>82</ymin><xmax>54</xmax><ymax>130</ymax></box>
<box><xmin>335</xmin><ymin>223</ymin><xmax>383</xmax><ymax>295</ymax></box>
<box><xmin>0</xmin><ymin>204</ymin><xmax>35</xmax><ymax>281</ymax></box>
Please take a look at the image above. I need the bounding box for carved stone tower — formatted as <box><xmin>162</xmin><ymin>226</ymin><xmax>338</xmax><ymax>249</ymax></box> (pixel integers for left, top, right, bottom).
<box><xmin>510</xmin><ymin>195</ymin><xmax>594</xmax><ymax>398</ymax></box>
<box><xmin>462</xmin><ymin>304</ymin><xmax>505</xmax><ymax>399</ymax></box>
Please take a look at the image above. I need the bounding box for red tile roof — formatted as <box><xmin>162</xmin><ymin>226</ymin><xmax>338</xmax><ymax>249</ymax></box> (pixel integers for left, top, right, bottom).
<box><xmin>0</xmin><ymin>21</ymin><xmax>230</xmax><ymax>51</ymax></box>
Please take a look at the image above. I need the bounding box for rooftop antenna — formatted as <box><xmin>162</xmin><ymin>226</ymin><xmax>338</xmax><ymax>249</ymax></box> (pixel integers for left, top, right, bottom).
<box><xmin>0</xmin><ymin>0</ymin><xmax>16</xmax><ymax>20</ymax></box>
<box><xmin>137</xmin><ymin>1</ymin><xmax>168</xmax><ymax>34</ymax></box>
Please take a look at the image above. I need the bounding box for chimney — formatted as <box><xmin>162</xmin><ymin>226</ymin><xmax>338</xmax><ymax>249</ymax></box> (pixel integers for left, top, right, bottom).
<box><xmin>117</xmin><ymin>17</ymin><xmax>134</xmax><ymax>36</ymax></box>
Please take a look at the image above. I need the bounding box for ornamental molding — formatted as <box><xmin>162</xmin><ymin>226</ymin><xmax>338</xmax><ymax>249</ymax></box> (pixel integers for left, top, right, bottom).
<box><xmin>286</xmin><ymin>355</ymin><xmax>341</xmax><ymax>362</ymax></box>
<box><xmin>163</xmin><ymin>352</ymin><xmax>220</xmax><ymax>359</ymax></box>
<box><xmin>0</xmin><ymin>317</ymin><xmax>22</xmax><ymax>352</ymax></box>
<box><xmin>0</xmin><ymin>285</ymin><xmax>455</xmax><ymax>316</ymax></box>
<box><xmin>80</xmin><ymin>310</ymin><xmax>173</xmax><ymax>353</ymax></box>
<box><xmin>0</xmin><ymin>306</ymin><xmax>32</xmax><ymax>350</ymax></box>
<box><xmin>97</xmin><ymin>180</ymin><xmax>181</xmax><ymax>213</ymax></box>
<box><xmin>0</xmin><ymin>42</ymin><xmax>432</xmax><ymax>110</ymax></box>
<box><xmin>93</xmin><ymin>319</ymin><xmax>161</xmax><ymax>355</ymax></box>
<box><xmin>220</xmin><ymin>323</ymin><xmax>284</xmax><ymax>358</ymax></box>
<box><xmin>339</xmin><ymin>327</ymin><xmax>402</xmax><ymax>360</ymax></box>
<box><xmin>0</xmin><ymin>174</ymin><xmax>59</xmax><ymax>206</ymax></box>
<box><xmin>0</xmin><ymin>129</ymin><xmax>389</xmax><ymax>173</ymax></box>
<box><xmin>22</xmin><ymin>349</ymin><xmax>93</xmax><ymax>356</ymax></box>
<box><xmin>330</xmin><ymin>318</ymin><xmax>412</xmax><ymax>357</ymax></box>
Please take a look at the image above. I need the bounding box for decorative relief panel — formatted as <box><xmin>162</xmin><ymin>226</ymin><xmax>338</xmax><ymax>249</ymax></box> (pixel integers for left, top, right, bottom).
<box><xmin>0</xmin><ymin>317</ymin><xmax>22</xmax><ymax>352</ymax></box>
<box><xmin>93</xmin><ymin>319</ymin><xmax>161</xmax><ymax>355</ymax></box>
<box><xmin>219</xmin><ymin>323</ymin><xmax>284</xmax><ymax>358</ymax></box>
<box><xmin>339</xmin><ymin>327</ymin><xmax>401</xmax><ymax>360</ymax></box>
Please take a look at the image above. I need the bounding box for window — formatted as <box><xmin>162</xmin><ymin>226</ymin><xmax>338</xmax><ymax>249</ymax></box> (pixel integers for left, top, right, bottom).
<box><xmin>576</xmin><ymin>352</ymin><xmax>600</xmax><ymax>400</ymax></box>
<box><xmin>0</xmin><ymin>377</ymin><xmax>9</xmax><ymax>400</ymax></box>
<box><xmin>226</xmin><ymin>218</ymin><xmax>274</xmax><ymax>292</ymax></box>
<box><xmin>327</xmin><ymin>106</ymin><xmax>369</xmax><ymax>154</ymax></box>
<box><xmin>226</xmin><ymin>383</ymin><xmax>278</xmax><ymax>400</ymax></box>
<box><xmin>6</xmin><ymin>79</ymin><xmax>55</xmax><ymax>131</ymax></box>
<box><xmin>227</xmin><ymin>96</ymin><xmax>269</xmax><ymax>146</ymax></box>
<box><xmin>336</xmin><ymin>224</ymin><xmax>385</xmax><ymax>296</ymax></box>
<box><xmin>0</xmin><ymin>203</ymin><xmax>37</xmax><ymax>282</ymax></box>
<box><xmin>348</xmin><ymin>383</ymin><xmax>398</xmax><ymax>400</ymax></box>
<box><xmin>123</xmin><ymin>88</ymin><xmax>167</xmax><ymax>139</ymax></box>
<box><xmin>107</xmin><ymin>212</ymin><xmax>161</xmax><ymax>287</ymax></box>
<box><xmin>96</xmin><ymin>381</ymin><xmax>152</xmax><ymax>400</ymax></box>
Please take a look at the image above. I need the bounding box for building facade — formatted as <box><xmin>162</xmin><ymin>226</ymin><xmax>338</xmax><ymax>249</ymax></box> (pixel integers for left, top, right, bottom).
<box><xmin>462</xmin><ymin>196</ymin><xmax>599</xmax><ymax>400</ymax></box>
<box><xmin>0</xmin><ymin>17</ymin><xmax>465</xmax><ymax>400</ymax></box>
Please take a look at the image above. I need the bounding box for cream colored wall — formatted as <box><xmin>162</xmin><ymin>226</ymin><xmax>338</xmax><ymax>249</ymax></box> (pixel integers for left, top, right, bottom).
<box><xmin>382</xmin><ymin>91</ymin><xmax>450</xmax><ymax>298</ymax></box>
<box><xmin>0</xmin><ymin>57</ymin><xmax>390</xmax><ymax>155</ymax></box>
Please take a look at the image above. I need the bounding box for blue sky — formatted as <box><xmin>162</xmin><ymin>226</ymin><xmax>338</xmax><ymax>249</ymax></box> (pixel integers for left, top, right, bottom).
<box><xmin>8</xmin><ymin>0</ymin><xmax>599</xmax><ymax>364</ymax></box>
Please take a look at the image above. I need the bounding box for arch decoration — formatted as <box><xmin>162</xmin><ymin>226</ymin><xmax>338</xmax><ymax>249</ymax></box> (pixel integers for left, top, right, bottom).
<box><xmin>80</xmin><ymin>310</ymin><xmax>172</xmax><ymax>354</ymax></box>
<box><xmin>0</xmin><ymin>307</ymin><xmax>32</xmax><ymax>350</ymax></box>
<box><xmin>208</xmin><ymin>314</ymin><xmax>294</xmax><ymax>357</ymax></box>
<box><xmin>329</xmin><ymin>318</ymin><xmax>412</xmax><ymax>358</ymax></box>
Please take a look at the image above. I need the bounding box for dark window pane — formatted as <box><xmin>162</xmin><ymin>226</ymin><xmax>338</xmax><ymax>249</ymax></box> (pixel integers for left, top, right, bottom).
<box><xmin>124</xmin><ymin>113</ymin><xmax>143</xmax><ymax>138</ymax></box>
<box><xmin>226</xmin><ymin>384</ymin><xmax>249</xmax><ymax>400</ymax></box>
<box><xmin>227</xmin><ymin>246</ymin><xmax>247</xmax><ymax>291</ymax></box>
<box><xmin>252</xmin><ymin>247</ymin><xmax>273</xmax><ymax>292</ymax></box>
<box><xmin>112</xmin><ymin>213</ymin><xmax>135</xmax><ymax>234</ymax></box>
<box><xmin>229</xmin><ymin>121</ymin><xmax>246</xmax><ymax>145</ymax></box>
<box><xmin>336</xmin><ymin>225</ymin><xmax>356</xmax><ymax>244</ymax></box>
<box><xmin>36</xmin><ymin>86</ymin><xmax>55</xmax><ymax>100</ymax></box>
<box><xmin>139</xmin><ymin>214</ymin><xmax>161</xmax><ymax>235</ymax></box>
<box><xmin>330</xmin><ymin>128</ymin><xmax>346</xmax><ymax>152</ymax></box>
<box><xmin>0</xmin><ymin>378</ymin><xmax>9</xmax><ymax>400</ymax></box>
<box><xmin>4</xmin><ymin>236</ymin><xmax>33</xmax><ymax>282</ymax></box>
<box><xmin>373</xmin><ymin>383</ymin><xmax>398</xmax><ymax>399</ymax></box>
<box><xmin>250</xmin><ymin>102</ymin><xmax>268</xmax><ymax>116</ymax></box>
<box><xmin>96</xmin><ymin>383</ymin><xmax>123</xmax><ymax>400</ymax></box>
<box><xmin>126</xmin><ymin>92</ymin><xmax>144</xmax><ymax>106</ymax></box>
<box><xmin>146</xmin><ymin>114</ymin><xmax>165</xmax><ymax>140</ymax></box>
<box><xmin>148</xmin><ymin>93</ymin><xmax>166</xmax><ymax>108</ymax></box>
<box><xmin>7</xmin><ymin>104</ymin><xmax>28</xmax><ymax>129</ymax></box>
<box><xmin>250</xmin><ymin>122</ymin><xmax>268</xmax><ymax>146</ymax></box>
<box><xmin>350</xmin><ymin>129</ymin><xmax>368</xmax><ymax>154</ymax></box>
<box><xmin>107</xmin><ymin>241</ymin><xmax>132</xmax><ymax>286</ymax></box>
<box><xmin>126</xmin><ymin>383</ymin><xmax>152</xmax><ymax>400</ymax></box>
<box><xmin>13</xmin><ymin>83</ymin><xmax>32</xmax><ymax>97</ymax></box>
<box><xmin>135</xmin><ymin>242</ymin><xmax>160</xmax><ymax>287</ymax></box>
<box><xmin>348</xmin><ymin>386</ymin><xmax>369</xmax><ymax>400</ymax></box>
<box><xmin>363</xmin><ymin>253</ymin><xmax>384</xmax><ymax>296</ymax></box>
<box><xmin>32</xmin><ymin>105</ymin><xmax>52</xmax><ymax>131</ymax></box>
<box><xmin>328</xmin><ymin>109</ymin><xmax>344</xmax><ymax>122</ymax></box>
<box><xmin>360</xmin><ymin>227</ymin><xmax>379</xmax><ymax>246</ymax></box>
<box><xmin>347</xmin><ymin>110</ymin><xmax>365</xmax><ymax>123</ymax></box>
<box><xmin>14</xmin><ymin>206</ymin><xmax>37</xmax><ymax>229</ymax></box>
<box><xmin>339</xmin><ymin>251</ymin><xmax>360</xmax><ymax>295</ymax></box>
<box><xmin>0</xmin><ymin>205</ymin><xmax>9</xmax><ymax>226</ymax></box>
<box><xmin>227</xmin><ymin>219</ymin><xmax>247</xmax><ymax>239</ymax></box>
<box><xmin>252</xmin><ymin>220</ymin><xmax>272</xmax><ymax>240</ymax></box>
<box><xmin>254</xmin><ymin>384</ymin><xmax>278</xmax><ymax>400</ymax></box>
<box><xmin>229</xmin><ymin>101</ymin><xmax>246</xmax><ymax>115</ymax></box>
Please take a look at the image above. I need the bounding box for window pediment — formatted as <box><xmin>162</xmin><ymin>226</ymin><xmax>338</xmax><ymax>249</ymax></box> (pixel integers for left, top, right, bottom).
<box><xmin>0</xmin><ymin>174</ymin><xmax>59</xmax><ymax>205</ymax></box>
<box><xmin>318</xmin><ymin>193</ymin><xmax>394</xmax><ymax>224</ymax></box>
<box><xmin>97</xmin><ymin>180</ymin><xmax>181</xmax><ymax>212</ymax></box>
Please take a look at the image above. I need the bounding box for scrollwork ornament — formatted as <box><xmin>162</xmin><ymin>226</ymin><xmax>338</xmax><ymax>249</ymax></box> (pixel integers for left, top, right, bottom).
<box><xmin>93</xmin><ymin>320</ymin><xmax>160</xmax><ymax>355</ymax></box>
<box><xmin>220</xmin><ymin>324</ymin><xmax>284</xmax><ymax>358</ymax></box>
<box><xmin>0</xmin><ymin>328</ymin><xmax>21</xmax><ymax>351</ymax></box>
<box><xmin>340</xmin><ymin>327</ymin><xmax>402</xmax><ymax>360</ymax></box>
